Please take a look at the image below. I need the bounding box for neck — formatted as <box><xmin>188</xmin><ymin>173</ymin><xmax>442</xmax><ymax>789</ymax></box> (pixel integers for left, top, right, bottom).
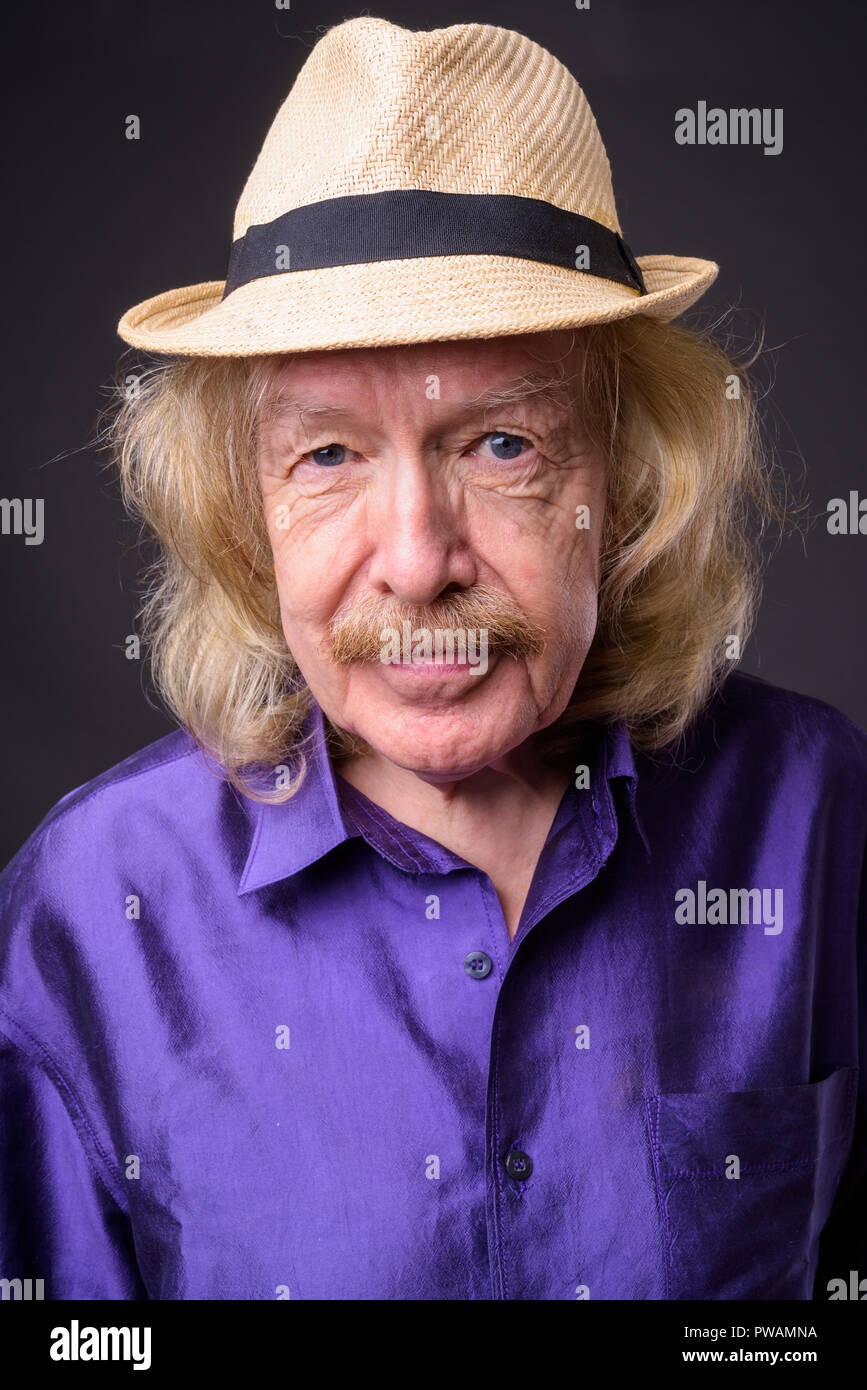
<box><xmin>334</xmin><ymin>740</ymin><xmax>576</xmax><ymax>943</ymax></box>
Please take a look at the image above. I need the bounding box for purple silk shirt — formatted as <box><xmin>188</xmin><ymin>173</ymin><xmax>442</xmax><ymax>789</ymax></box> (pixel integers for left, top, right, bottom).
<box><xmin>0</xmin><ymin>669</ymin><xmax>865</xmax><ymax>1301</ymax></box>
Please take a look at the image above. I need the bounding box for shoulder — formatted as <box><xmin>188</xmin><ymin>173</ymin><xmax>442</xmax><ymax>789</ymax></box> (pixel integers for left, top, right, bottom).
<box><xmin>706</xmin><ymin>669</ymin><xmax>866</xmax><ymax>764</ymax></box>
<box><xmin>0</xmin><ymin>728</ymin><xmax>236</xmax><ymax>908</ymax></box>
<box><xmin>658</xmin><ymin>669</ymin><xmax>867</xmax><ymax>815</ymax></box>
<box><xmin>0</xmin><ymin>728</ymin><xmax>255</xmax><ymax>1050</ymax></box>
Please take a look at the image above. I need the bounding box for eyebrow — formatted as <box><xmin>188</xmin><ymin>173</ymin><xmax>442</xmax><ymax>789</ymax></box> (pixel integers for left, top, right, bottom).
<box><xmin>259</xmin><ymin>367</ymin><xmax>577</xmax><ymax>428</ymax></box>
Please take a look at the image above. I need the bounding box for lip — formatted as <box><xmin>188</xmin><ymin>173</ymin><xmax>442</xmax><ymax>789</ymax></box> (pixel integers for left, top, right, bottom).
<box><xmin>377</xmin><ymin>658</ymin><xmax>489</xmax><ymax>679</ymax></box>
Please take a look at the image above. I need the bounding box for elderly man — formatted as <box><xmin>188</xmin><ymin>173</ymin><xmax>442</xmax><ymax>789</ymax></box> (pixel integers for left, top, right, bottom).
<box><xmin>0</xmin><ymin>16</ymin><xmax>864</xmax><ymax>1302</ymax></box>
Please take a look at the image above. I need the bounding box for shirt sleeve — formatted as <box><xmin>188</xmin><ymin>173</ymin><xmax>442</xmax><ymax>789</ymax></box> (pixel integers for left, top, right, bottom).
<box><xmin>0</xmin><ymin>1032</ymin><xmax>148</xmax><ymax>1300</ymax></box>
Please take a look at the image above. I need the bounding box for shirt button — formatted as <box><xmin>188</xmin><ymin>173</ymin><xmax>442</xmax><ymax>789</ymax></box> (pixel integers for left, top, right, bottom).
<box><xmin>463</xmin><ymin>950</ymin><xmax>493</xmax><ymax>979</ymax></box>
<box><xmin>504</xmin><ymin>1149</ymin><xmax>533</xmax><ymax>1180</ymax></box>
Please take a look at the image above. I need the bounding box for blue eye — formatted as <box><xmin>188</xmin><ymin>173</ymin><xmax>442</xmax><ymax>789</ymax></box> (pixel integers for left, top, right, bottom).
<box><xmin>310</xmin><ymin>444</ymin><xmax>347</xmax><ymax>466</ymax></box>
<box><xmin>487</xmin><ymin>432</ymin><xmax>528</xmax><ymax>460</ymax></box>
<box><xmin>304</xmin><ymin>434</ymin><xmax>530</xmax><ymax>467</ymax></box>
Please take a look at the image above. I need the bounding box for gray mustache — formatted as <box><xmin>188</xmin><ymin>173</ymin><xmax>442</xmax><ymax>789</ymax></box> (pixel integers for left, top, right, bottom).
<box><xmin>326</xmin><ymin>584</ymin><xmax>547</xmax><ymax>663</ymax></box>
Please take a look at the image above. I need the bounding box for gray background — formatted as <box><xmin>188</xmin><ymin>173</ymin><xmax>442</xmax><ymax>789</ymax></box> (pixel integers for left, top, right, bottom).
<box><xmin>1</xmin><ymin>0</ymin><xmax>864</xmax><ymax>865</ymax></box>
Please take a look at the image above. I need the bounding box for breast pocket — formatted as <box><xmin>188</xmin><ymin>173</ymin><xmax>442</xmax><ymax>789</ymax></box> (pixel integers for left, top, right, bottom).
<box><xmin>645</xmin><ymin>1066</ymin><xmax>858</xmax><ymax>1300</ymax></box>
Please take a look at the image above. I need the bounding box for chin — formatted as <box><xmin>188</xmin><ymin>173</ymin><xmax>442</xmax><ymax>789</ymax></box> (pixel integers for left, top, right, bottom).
<box><xmin>351</xmin><ymin>700</ymin><xmax>537</xmax><ymax>778</ymax></box>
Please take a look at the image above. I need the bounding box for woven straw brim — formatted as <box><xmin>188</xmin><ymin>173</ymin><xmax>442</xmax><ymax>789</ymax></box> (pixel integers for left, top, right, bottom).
<box><xmin>116</xmin><ymin>253</ymin><xmax>718</xmax><ymax>357</ymax></box>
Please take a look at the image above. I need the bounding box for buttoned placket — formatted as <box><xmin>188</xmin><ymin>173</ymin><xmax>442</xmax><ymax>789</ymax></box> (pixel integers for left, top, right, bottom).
<box><xmin>483</xmin><ymin>769</ymin><xmax>628</xmax><ymax>1298</ymax></box>
<box><xmin>334</xmin><ymin>742</ymin><xmax>635</xmax><ymax>1299</ymax></box>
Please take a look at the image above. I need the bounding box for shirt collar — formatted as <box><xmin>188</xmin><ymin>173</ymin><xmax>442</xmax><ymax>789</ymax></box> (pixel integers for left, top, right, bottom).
<box><xmin>238</xmin><ymin>698</ymin><xmax>646</xmax><ymax>895</ymax></box>
<box><xmin>237</xmin><ymin>700</ymin><xmax>356</xmax><ymax>894</ymax></box>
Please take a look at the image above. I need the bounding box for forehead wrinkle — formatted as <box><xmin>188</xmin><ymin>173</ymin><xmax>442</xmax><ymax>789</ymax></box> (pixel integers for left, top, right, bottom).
<box><xmin>460</xmin><ymin>366</ymin><xmax>576</xmax><ymax>415</ymax></box>
<box><xmin>260</xmin><ymin>368</ymin><xmax>578</xmax><ymax>433</ymax></box>
<box><xmin>259</xmin><ymin>395</ymin><xmax>356</xmax><ymax>427</ymax></box>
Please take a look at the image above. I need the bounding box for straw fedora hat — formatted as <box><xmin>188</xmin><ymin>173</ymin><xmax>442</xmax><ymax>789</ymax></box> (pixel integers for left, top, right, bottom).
<box><xmin>117</xmin><ymin>16</ymin><xmax>718</xmax><ymax>357</ymax></box>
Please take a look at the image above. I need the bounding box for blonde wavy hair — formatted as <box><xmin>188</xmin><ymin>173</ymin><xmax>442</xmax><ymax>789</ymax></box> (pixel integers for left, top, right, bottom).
<box><xmin>100</xmin><ymin>314</ymin><xmax>792</xmax><ymax>801</ymax></box>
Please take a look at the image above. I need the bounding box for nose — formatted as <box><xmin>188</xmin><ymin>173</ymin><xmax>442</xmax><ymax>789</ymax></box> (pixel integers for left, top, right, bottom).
<box><xmin>365</xmin><ymin>453</ymin><xmax>476</xmax><ymax>606</ymax></box>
